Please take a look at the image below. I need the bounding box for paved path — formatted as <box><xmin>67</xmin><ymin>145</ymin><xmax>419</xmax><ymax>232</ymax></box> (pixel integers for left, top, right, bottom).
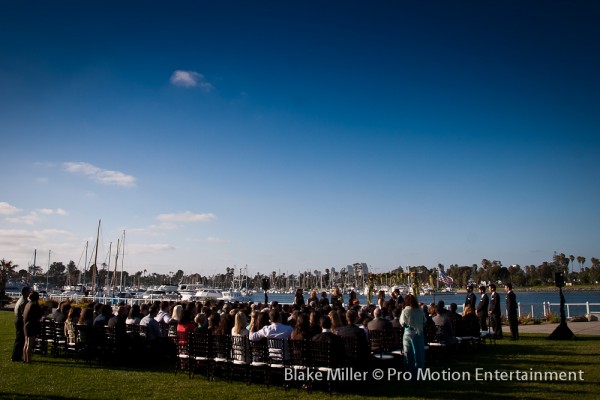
<box><xmin>517</xmin><ymin>321</ymin><xmax>600</xmax><ymax>336</ymax></box>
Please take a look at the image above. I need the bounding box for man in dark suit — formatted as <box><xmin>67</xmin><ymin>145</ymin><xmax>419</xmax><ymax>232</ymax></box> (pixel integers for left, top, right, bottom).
<box><xmin>337</xmin><ymin>310</ymin><xmax>369</xmax><ymax>364</ymax></box>
<box><xmin>390</xmin><ymin>308</ymin><xmax>402</xmax><ymax>329</ymax></box>
<box><xmin>464</xmin><ymin>284</ymin><xmax>476</xmax><ymax>311</ymax></box>
<box><xmin>488</xmin><ymin>284</ymin><xmax>503</xmax><ymax>339</ymax></box>
<box><xmin>476</xmin><ymin>285</ymin><xmax>489</xmax><ymax>331</ymax></box>
<box><xmin>505</xmin><ymin>282</ymin><xmax>519</xmax><ymax>340</ymax></box>
<box><xmin>312</xmin><ymin>316</ymin><xmax>346</xmax><ymax>365</ymax></box>
<box><xmin>432</xmin><ymin>303</ymin><xmax>457</xmax><ymax>347</ymax></box>
<box><xmin>367</xmin><ymin>307</ymin><xmax>391</xmax><ymax>331</ymax></box>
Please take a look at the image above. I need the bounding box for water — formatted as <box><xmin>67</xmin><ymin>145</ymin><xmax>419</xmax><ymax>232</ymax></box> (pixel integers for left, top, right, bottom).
<box><xmin>252</xmin><ymin>290</ymin><xmax>600</xmax><ymax>318</ymax></box>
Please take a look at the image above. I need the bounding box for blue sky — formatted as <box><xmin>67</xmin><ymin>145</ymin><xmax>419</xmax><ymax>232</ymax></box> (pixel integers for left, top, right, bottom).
<box><xmin>1</xmin><ymin>1</ymin><xmax>599</xmax><ymax>277</ymax></box>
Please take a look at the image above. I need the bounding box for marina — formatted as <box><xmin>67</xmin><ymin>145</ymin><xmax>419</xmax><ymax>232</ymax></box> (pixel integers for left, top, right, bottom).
<box><xmin>5</xmin><ymin>286</ymin><xmax>599</xmax><ymax>319</ymax></box>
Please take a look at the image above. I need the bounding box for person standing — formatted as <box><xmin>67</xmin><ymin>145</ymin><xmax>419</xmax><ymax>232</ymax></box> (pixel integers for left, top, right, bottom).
<box><xmin>330</xmin><ymin>287</ymin><xmax>343</xmax><ymax>309</ymax></box>
<box><xmin>11</xmin><ymin>286</ymin><xmax>31</xmax><ymax>361</ymax></box>
<box><xmin>476</xmin><ymin>285</ymin><xmax>489</xmax><ymax>331</ymax></box>
<box><xmin>22</xmin><ymin>291</ymin><xmax>43</xmax><ymax>363</ymax></box>
<box><xmin>464</xmin><ymin>284</ymin><xmax>476</xmax><ymax>311</ymax></box>
<box><xmin>488</xmin><ymin>284</ymin><xmax>503</xmax><ymax>339</ymax></box>
<box><xmin>293</xmin><ymin>288</ymin><xmax>305</xmax><ymax>307</ymax></box>
<box><xmin>505</xmin><ymin>282</ymin><xmax>519</xmax><ymax>340</ymax></box>
<box><xmin>399</xmin><ymin>294</ymin><xmax>426</xmax><ymax>374</ymax></box>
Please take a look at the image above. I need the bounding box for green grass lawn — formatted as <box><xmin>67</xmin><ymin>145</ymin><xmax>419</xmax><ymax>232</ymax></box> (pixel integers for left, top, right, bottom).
<box><xmin>1</xmin><ymin>310</ymin><xmax>598</xmax><ymax>400</ymax></box>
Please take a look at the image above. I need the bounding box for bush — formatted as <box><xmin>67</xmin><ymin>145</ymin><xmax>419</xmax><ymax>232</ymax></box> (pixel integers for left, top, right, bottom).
<box><xmin>570</xmin><ymin>315</ymin><xmax>588</xmax><ymax>322</ymax></box>
<box><xmin>518</xmin><ymin>313</ymin><xmax>532</xmax><ymax>325</ymax></box>
<box><xmin>545</xmin><ymin>311</ymin><xmax>560</xmax><ymax>323</ymax></box>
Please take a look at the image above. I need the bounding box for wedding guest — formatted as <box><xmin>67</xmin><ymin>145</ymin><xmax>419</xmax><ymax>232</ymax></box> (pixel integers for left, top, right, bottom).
<box><xmin>126</xmin><ymin>304</ymin><xmax>142</xmax><ymax>325</ymax></box>
<box><xmin>22</xmin><ymin>291</ymin><xmax>43</xmax><ymax>363</ymax></box>
<box><xmin>400</xmin><ymin>294</ymin><xmax>426</xmax><ymax>374</ymax></box>
<box><xmin>11</xmin><ymin>286</ymin><xmax>30</xmax><ymax>362</ymax></box>
<box><xmin>505</xmin><ymin>283</ymin><xmax>519</xmax><ymax>340</ymax></box>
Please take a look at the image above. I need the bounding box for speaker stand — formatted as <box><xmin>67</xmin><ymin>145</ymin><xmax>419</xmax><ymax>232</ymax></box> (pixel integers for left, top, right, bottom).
<box><xmin>548</xmin><ymin>287</ymin><xmax>576</xmax><ymax>340</ymax></box>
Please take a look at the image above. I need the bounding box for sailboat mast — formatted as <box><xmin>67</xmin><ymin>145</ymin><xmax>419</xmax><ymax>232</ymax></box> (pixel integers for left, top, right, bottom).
<box><xmin>81</xmin><ymin>241</ymin><xmax>88</xmax><ymax>285</ymax></box>
<box><xmin>113</xmin><ymin>238</ymin><xmax>120</xmax><ymax>294</ymax></box>
<box><xmin>106</xmin><ymin>242</ymin><xmax>112</xmax><ymax>290</ymax></box>
<box><xmin>32</xmin><ymin>249</ymin><xmax>37</xmax><ymax>285</ymax></box>
<box><xmin>46</xmin><ymin>250</ymin><xmax>51</xmax><ymax>289</ymax></box>
<box><xmin>91</xmin><ymin>219</ymin><xmax>100</xmax><ymax>294</ymax></box>
<box><xmin>120</xmin><ymin>230</ymin><xmax>125</xmax><ymax>291</ymax></box>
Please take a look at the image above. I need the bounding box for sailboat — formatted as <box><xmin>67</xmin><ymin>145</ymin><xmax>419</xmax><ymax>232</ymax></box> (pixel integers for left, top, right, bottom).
<box><xmin>219</xmin><ymin>266</ymin><xmax>252</xmax><ymax>302</ymax></box>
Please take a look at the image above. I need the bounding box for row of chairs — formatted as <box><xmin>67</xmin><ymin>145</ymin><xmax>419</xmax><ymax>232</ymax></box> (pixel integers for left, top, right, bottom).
<box><xmin>175</xmin><ymin>329</ymin><xmax>407</xmax><ymax>393</ymax></box>
<box><xmin>422</xmin><ymin>318</ymin><xmax>490</xmax><ymax>359</ymax></box>
<box><xmin>35</xmin><ymin>318</ymin><xmax>160</xmax><ymax>365</ymax></box>
<box><xmin>35</xmin><ymin>318</ymin><xmax>67</xmax><ymax>357</ymax></box>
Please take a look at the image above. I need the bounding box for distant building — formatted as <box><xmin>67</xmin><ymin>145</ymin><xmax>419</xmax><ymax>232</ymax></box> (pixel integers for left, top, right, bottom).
<box><xmin>350</xmin><ymin>262</ymin><xmax>369</xmax><ymax>276</ymax></box>
<box><xmin>346</xmin><ymin>264</ymin><xmax>354</xmax><ymax>276</ymax></box>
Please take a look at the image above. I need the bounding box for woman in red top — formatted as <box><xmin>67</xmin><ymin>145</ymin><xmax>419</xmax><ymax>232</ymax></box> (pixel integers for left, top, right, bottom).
<box><xmin>176</xmin><ymin>309</ymin><xmax>196</xmax><ymax>343</ymax></box>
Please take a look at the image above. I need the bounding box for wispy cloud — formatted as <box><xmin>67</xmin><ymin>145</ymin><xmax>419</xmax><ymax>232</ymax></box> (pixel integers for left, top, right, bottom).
<box><xmin>63</xmin><ymin>162</ymin><xmax>136</xmax><ymax>187</ymax></box>
<box><xmin>156</xmin><ymin>211</ymin><xmax>216</xmax><ymax>223</ymax></box>
<box><xmin>170</xmin><ymin>70</ymin><xmax>214</xmax><ymax>91</ymax></box>
<box><xmin>0</xmin><ymin>228</ymin><xmax>78</xmax><ymax>266</ymax></box>
<box><xmin>37</xmin><ymin>208</ymin><xmax>68</xmax><ymax>216</ymax></box>
<box><xmin>0</xmin><ymin>202</ymin><xmax>21</xmax><ymax>215</ymax></box>
<box><xmin>6</xmin><ymin>212</ymin><xmax>40</xmax><ymax>225</ymax></box>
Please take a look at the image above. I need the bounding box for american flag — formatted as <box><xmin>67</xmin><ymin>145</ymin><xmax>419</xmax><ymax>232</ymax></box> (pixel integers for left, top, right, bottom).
<box><xmin>438</xmin><ymin>268</ymin><xmax>454</xmax><ymax>286</ymax></box>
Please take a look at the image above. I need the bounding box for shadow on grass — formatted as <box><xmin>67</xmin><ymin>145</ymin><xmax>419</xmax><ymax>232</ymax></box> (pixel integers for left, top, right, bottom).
<box><xmin>4</xmin><ymin>330</ymin><xmax>599</xmax><ymax>400</ymax></box>
<box><xmin>0</xmin><ymin>392</ymin><xmax>76</xmax><ymax>400</ymax></box>
<box><xmin>30</xmin><ymin>354</ymin><xmax>175</xmax><ymax>374</ymax></box>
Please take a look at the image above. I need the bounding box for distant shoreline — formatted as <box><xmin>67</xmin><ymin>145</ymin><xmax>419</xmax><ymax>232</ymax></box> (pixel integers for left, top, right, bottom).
<box><xmin>455</xmin><ymin>286</ymin><xmax>600</xmax><ymax>294</ymax></box>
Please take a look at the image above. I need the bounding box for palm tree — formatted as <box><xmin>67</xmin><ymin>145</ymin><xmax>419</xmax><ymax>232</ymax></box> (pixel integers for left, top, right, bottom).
<box><xmin>1</xmin><ymin>259</ymin><xmax>18</xmax><ymax>294</ymax></box>
<box><xmin>481</xmin><ymin>259</ymin><xmax>492</xmax><ymax>270</ymax></box>
<box><xmin>577</xmin><ymin>256</ymin><xmax>586</xmax><ymax>272</ymax></box>
<box><xmin>569</xmin><ymin>255</ymin><xmax>575</xmax><ymax>275</ymax></box>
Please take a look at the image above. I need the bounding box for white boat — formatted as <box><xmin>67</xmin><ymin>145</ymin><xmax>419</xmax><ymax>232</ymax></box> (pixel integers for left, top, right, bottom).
<box><xmin>177</xmin><ymin>283</ymin><xmax>205</xmax><ymax>302</ymax></box>
<box><xmin>219</xmin><ymin>289</ymin><xmax>251</xmax><ymax>303</ymax></box>
<box><xmin>441</xmin><ymin>287</ymin><xmax>457</xmax><ymax>295</ymax></box>
<box><xmin>217</xmin><ymin>265</ymin><xmax>251</xmax><ymax>302</ymax></box>
<box><xmin>158</xmin><ymin>284</ymin><xmax>178</xmax><ymax>293</ymax></box>
<box><xmin>142</xmin><ymin>289</ymin><xmax>167</xmax><ymax>300</ymax></box>
<box><xmin>62</xmin><ymin>284</ymin><xmax>88</xmax><ymax>298</ymax></box>
<box><xmin>192</xmin><ymin>288</ymin><xmax>223</xmax><ymax>301</ymax></box>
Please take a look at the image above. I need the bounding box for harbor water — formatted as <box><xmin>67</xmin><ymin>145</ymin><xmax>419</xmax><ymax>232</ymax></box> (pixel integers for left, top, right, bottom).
<box><xmin>255</xmin><ymin>290</ymin><xmax>600</xmax><ymax>318</ymax></box>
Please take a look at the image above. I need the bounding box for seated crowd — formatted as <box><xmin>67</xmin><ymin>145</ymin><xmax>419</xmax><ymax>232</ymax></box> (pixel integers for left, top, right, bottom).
<box><xmin>34</xmin><ymin>287</ymin><xmax>483</xmax><ymax>372</ymax></box>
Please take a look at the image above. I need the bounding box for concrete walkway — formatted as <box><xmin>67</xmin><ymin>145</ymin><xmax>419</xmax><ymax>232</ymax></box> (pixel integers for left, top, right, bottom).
<box><xmin>517</xmin><ymin>321</ymin><xmax>600</xmax><ymax>336</ymax></box>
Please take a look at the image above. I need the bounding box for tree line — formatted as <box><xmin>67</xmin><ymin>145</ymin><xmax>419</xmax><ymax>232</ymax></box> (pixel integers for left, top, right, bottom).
<box><xmin>1</xmin><ymin>252</ymin><xmax>599</xmax><ymax>297</ymax></box>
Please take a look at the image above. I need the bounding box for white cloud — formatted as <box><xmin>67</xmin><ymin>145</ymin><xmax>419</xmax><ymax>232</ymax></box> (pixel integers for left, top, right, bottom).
<box><xmin>156</xmin><ymin>211</ymin><xmax>216</xmax><ymax>223</ymax></box>
<box><xmin>0</xmin><ymin>202</ymin><xmax>21</xmax><ymax>215</ymax></box>
<box><xmin>63</xmin><ymin>162</ymin><xmax>136</xmax><ymax>187</ymax></box>
<box><xmin>0</xmin><ymin>228</ymin><xmax>75</xmax><ymax>246</ymax></box>
<box><xmin>0</xmin><ymin>229</ymin><xmax>33</xmax><ymax>242</ymax></box>
<box><xmin>38</xmin><ymin>208</ymin><xmax>68</xmax><ymax>216</ymax></box>
<box><xmin>170</xmin><ymin>70</ymin><xmax>214</xmax><ymax>91</ymax></box>
<box><xmin>0</xmin><ymin>228</ymin><xmax>79</xmax><ymax>269</ymax></box>
<box><xmin>6</xmin><ymin>212</ymin><xmax>40</xmax><ymax>225</ymax></box>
